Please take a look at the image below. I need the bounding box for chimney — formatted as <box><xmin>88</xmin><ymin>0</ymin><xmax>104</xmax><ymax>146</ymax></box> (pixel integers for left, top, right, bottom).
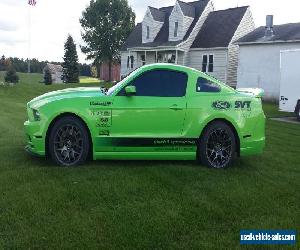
<box><xmin>265</xmin><ymin>15</ymin><xmax>274</xmax><ymax>37</ymax></box>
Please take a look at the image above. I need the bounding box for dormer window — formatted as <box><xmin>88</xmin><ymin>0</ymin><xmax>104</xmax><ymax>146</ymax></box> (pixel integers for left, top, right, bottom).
<box><xmin>174</xmin><ymin>22</ymin><xmax>179</xmax><ymax>37</ymax></box>
<box><xmin>147</xmin><ymin>26</ymin><xmax>150</xmax><ymax>39</ymax></box>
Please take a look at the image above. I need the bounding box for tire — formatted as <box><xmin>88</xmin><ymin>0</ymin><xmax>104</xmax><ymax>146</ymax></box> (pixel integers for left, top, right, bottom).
<box><xmin>48</xmin><ymin>116</ymin><xmax>90</xmax><ymax>167</ymax></box>
<box><xmin>198</xmin><ymin>121</ymin><xmax>236</xmax><ymax>169</ymax></box>
<box><xmin>295</xmin><ymin>100</ymin><xmax>300</xmax><ymax>121</ymax></box>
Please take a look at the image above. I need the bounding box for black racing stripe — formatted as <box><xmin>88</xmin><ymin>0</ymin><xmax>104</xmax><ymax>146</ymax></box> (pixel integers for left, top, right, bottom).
<box><xmin>95</xmin><ymin>138</ymin><xmax>197</xmax><ymax>147</ymax></box>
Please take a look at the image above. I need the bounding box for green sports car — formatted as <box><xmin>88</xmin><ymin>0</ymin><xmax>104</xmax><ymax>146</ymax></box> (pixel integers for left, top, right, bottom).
<box><xmin>24</xmin><ymin>64</ymin><xmax>265</xmax><ymax>169</ymax></box>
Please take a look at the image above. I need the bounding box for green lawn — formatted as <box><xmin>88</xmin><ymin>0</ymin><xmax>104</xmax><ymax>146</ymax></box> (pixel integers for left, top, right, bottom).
<box><xmin>0</xmin><ymin>72</ymin><xmax>299</xmax><ymax>249</ymax></box>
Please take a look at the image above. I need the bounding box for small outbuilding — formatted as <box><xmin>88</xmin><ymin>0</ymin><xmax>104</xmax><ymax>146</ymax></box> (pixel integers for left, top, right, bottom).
<box><xmin>237</xmin><ymin>16</ymin><xmax>300</xmax><ymax>101</ymax></box>
<box><xmin>43</xmin><ymin>63</ymin><xmax>63</xmax><ymax>84</ymax></box>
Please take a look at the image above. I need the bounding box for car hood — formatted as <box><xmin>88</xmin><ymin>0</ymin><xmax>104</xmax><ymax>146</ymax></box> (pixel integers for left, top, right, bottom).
<box><xmin>28</xmin><ymin>87</ymin><xmax>105</xmax><ymax>109</ymax></box>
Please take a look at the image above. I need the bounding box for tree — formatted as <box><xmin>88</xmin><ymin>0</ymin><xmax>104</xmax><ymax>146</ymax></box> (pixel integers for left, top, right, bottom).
<box><xmin>80</xmin><ymin>0</ymin><xmax>135</xmax><ymax>82</ymax></box>
<box><xmin>0</xmin><ymin>55</ymin><xmax>11</xmax><ymax>71</ymax></box>
<box><xmin>63</xmin><ymin>35</ymin><xmax>80</xmax><ymax>83</ymax></box>
<box><xmin>5</xmin><ymin>65</ymin><xmax>19</xmax><ymax>84</ymax></box>
<box><xmin>44</xmin><ymin>68</ymin><xmax>52</xmax><ymax>85</ymax></box>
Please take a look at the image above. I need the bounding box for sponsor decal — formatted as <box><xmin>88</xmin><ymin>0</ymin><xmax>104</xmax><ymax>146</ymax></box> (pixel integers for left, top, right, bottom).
<box><xmin>99</xmin><ymin>130</ymin><xmax>110</xmax><ymax>136</ymax></box>
<box><xmin>91</xmin><ymin>109</ymin><xmax>112</xmax><ymax>128</ymax></box>
<box><xmin>212</xmin><ymin>101</ymin><xmax>231</xmax><ymax>111</ymax></box>
<box><xmin>90</xmin><ymin>101</ymin><xmax>112</xmax><ymax>106</ymax></box>
<box><xmin>235</xmin><ymin>101</ymin><xmax>251</xmax><ymax>111</ymax></box>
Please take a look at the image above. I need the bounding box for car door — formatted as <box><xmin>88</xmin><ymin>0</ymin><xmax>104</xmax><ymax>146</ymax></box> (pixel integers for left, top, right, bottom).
<box><xmin>106</xmin><ymin>69</ymin><xmax>188</xmax><ymax>151</ymax></box>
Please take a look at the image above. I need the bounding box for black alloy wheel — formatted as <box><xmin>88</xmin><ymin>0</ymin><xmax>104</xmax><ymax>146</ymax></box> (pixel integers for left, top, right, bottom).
<box><xmin>199</xmin><ymin>121</ymin><xmax>236</xmax><ymax>169</ymax></box>
<box><xmin>48</xmin><ymin>116</ymin><xmax>90</xmax><ymax>166</ymax></box>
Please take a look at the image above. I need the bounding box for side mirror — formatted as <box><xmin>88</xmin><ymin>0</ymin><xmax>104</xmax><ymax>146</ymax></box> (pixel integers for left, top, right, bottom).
<box><xmin>125</xmin><ymin>85</ymin><xmax>136</xmax><ymax>96</ymax></box>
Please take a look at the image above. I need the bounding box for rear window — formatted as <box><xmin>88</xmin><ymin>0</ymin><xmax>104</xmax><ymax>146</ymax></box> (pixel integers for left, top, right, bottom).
<box><xmin>196</xmin><ymin>77</ymin><xmax>221</xmax><ymax>93</ymax></box>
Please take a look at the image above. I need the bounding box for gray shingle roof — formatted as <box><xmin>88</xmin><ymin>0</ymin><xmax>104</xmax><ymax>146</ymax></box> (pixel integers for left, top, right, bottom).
<box><xmin>237</xmin><ymin>22</ymin><xmax>300</xmax><ymax>44</ymax></box>
<box><xmin>178</xmin><ymin>1</ymin><xmax>196</xmax><ymax>18</ymax></box>
<box><xmin>191</xmin><ymin>6</ymin><xmax>248</xmax><ymax>48</ymax></box>
<box><xmin>149</xmin><ymin>7</ymin><xmax>165</xmax><ymax>22</ymax></box>
<box><xmin>122</xmin><ymin>0</ymin><xmax>210</xmax><ymax>50</ymax></box>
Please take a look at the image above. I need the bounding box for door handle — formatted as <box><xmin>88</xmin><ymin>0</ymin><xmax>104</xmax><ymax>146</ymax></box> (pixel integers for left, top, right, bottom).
<box><xmin>169</xmin><ymin>104</ymin><xmax>183</xmax><ymax>111</ymax></box>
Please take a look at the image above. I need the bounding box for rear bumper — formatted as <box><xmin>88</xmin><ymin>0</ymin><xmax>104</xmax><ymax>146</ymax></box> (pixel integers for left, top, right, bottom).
<box><xmin>240</xmin><ymin>111</ymin><xmax>266</xmax><ymax>156</ymax></box>
<box><xmin>24</xmin><ymin>120</ymin><xmax>45</xmax><ymax>157</ymax></box>
<box><xmin>240</xmin><ymin>137</ymin><xmax>265</xmax><ymax>156</ymax></box>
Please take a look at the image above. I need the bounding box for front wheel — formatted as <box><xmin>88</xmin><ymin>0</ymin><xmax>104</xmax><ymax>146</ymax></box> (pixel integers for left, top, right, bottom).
<box><xmin>198</xmin><ymin>121</ymin><xmax>236</xmax><ymax>169</ymax></box>
<box><xmin>48</xmin><ymin>116</ymin><xmax>90</xmax><ymax>167</ymax></box>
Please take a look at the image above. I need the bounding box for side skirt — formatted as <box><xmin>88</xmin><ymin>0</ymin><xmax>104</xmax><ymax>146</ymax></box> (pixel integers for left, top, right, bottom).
<box><xmin>94</xmin><ymin>151</ymin><xmax>196</xmax><ymax>161</ymax></box>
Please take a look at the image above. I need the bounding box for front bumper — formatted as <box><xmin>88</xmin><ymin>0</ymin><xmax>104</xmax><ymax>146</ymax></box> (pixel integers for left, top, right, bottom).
<box><xmin>24</xmin><ymin>120</ymin><xmax>46</xmax><ymax>157</ymax></box>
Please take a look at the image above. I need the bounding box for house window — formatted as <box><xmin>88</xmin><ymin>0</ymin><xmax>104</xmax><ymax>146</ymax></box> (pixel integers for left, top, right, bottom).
<box><xmin>127</xmin><ymin>56</ymin><xmax>134</xmax><ymax>69</ymax></box>
<box><xmin>174</xmin><ymin>22</ymin><xmax>179</xmax><ymax>37</ymax></box>
<box><xmin>130</xmin><ymin>56</ymin><xmax>134</xmax><ymax>69</ymax></box>
<box><xmin>202</xmin><ymin>54</ymin><xmax>214</xmax><ymax>72</ymax></box>
<box><xmin>141</xmin><ymin>55</ymin><xmax>146</xmax><ymax>66</ymax></box>
<box><xmin>146</xmin><ymin>26</ymin><xmax>150</xmax><ymax>39</ymax></box>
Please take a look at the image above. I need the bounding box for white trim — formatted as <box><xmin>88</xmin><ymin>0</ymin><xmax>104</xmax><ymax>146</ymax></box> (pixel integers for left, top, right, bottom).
<box><xmin>189</xmin><ymin>47</ymin><xmax>228</xmax><ymax>51</ymax></box>
<box><xmin>280</xmin><ymin>48</ymin><xmax>300</xmax><ymax>53</ymax></box>
<box><xmin>238</xmin><ymin>40</ymin><xmax>300</xmax><ymax>46</ymax></box>
<box><xmin>170</xmin><ymin>1</ymin><xmax>184</xmax><ymax>19</ymax></box>
<box><xmin>144</xmin><ymin>7</ymin><xmax>154</xmax><ymax>21</ymax></box>
<box><xmin>177</xmin><ymin>1</ymin><xmax>213</xmax><ymax>48</ymax></box>
<box><xmin>126</xmin><ymin>47</ymin><xmax>185</xmax><ymax>52</ymax></box>
<box><xmin>228</xmin><ymin>7</ymin><xmax>251</xmax><ymax>45</ymax></box>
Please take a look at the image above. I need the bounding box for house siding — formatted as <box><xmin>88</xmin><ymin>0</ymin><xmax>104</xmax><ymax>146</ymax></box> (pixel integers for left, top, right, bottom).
<box><xmin>227</xmin><ymin>8</ymin><xmax>255</xmax><ymax>87</ymax></box>
<box><xmin>169</xmin><ymin>2</ymin><xmax>194</xmax><ymax>42</ymax></box>
<box><xmin>187</xmin><ymin>48</ymin><xmax>228</xmax><ymax>82</ymax></box>
<box><xmin>237</xmin><ymin>43</ymin><xmax>300</xmax><ymax>101</ymax></box>
<box><xmin>142</xmin><ymin>8</ymin><xmax>164</xmax><ymax>44</ymax></box>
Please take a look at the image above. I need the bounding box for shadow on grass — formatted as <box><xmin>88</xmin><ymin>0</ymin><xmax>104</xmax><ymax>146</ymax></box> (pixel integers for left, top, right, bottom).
<box><xmin>24</xmin><ymin>152</ymin><xmax>259</xmax><ymax>172</ymax></box>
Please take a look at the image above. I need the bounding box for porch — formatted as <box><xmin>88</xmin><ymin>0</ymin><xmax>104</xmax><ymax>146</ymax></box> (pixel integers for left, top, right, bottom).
<box><xmin>121</xmin><ymin>49</ymin><xmax>185</xmax><ymax>77</ymax></box>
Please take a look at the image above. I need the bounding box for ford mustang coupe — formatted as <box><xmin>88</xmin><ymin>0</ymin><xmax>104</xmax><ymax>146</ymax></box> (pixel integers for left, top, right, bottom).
<box><xmin>25</xmin><ymin>64</ymin><xmax>265</xmax><ymax>169</ymax></box>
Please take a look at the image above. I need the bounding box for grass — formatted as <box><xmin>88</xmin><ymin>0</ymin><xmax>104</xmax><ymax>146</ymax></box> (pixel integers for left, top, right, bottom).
<box><xmin>0</xmin><ymin>72</ymin><xmax>299</xmax><ymax>249</ymax></box>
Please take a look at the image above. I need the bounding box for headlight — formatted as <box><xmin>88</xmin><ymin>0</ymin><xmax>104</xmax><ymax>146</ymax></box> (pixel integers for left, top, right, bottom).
<box><xmin>32</xmin><ymin>109</ymin><xmax>41</xmax><ymax>121</ymax></box>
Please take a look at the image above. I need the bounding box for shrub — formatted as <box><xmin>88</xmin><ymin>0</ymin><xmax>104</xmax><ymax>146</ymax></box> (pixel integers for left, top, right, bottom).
<box><xmin>44</xmin><ymin>68</ymin><xmax>52</xmax><ymax>85</ymax></box>
<box><xmin>5</xmin><ymin>66</ymin><xmax>19</xmax><ymax>84</ymax></box>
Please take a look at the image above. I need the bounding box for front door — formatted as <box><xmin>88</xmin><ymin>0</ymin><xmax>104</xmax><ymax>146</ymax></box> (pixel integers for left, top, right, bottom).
<box><xmin>99</xmin><ymin>69</ymin><xmax>188</xmax><ymax>152</ymax></box>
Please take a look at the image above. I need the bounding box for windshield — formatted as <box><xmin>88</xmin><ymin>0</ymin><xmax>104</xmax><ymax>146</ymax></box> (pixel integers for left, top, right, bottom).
<box><xmin>106</xmin><ymin>68</ymin><xmax>141</xmax><ymax>96</ymax></box>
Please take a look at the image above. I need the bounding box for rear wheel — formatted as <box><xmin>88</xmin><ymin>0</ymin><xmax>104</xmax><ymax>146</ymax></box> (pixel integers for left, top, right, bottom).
<box><xmin>198</xmin><ymin>121</ymin><xmax>236</xmax><ymax>169</ymax></box>
<box><xmin>48</xmin><ymin>116</ymin><xmax>90</xmax><ymax>167</ymax></box>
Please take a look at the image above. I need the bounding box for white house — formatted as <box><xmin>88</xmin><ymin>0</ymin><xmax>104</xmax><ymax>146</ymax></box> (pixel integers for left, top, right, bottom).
<box><xmin>237</xmin><ymin>17</ymin><xmax>300</xmax><ymax>101</ymax></box>
<box><xmin>121</xmin><ymin>0</ymin><xmax>255</xmax><ymax>87</ymax></box>
<box><xmin>43</xmin><ymin>63</ymin><xmax>63</xmax><ymax>84</ymax></box>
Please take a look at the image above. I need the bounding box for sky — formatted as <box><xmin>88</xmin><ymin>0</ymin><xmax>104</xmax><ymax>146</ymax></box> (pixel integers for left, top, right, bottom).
<box><xmin>1</xmin><ymin>0</ymin><xmax>300</xmax><ymax>63</ymax></box>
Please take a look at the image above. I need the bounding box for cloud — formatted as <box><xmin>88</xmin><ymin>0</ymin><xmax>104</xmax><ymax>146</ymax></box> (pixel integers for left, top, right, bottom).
<box><xmin>1</xmin><ymin>0</ymin><xmax>300</xmax><ymax>62</ymax></box>
<box><xmin>0</xmin><ymin>20</ymin><xmax>18</xmax><ymax>32</ymax></box>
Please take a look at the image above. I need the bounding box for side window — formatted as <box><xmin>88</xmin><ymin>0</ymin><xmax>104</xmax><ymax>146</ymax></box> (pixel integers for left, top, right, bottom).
<box><xmin>174</xmin><ymin>21</ymin><xmax>179</xmax><ymax>37</ymax></box>
<box><xmin>202</xmin><ymin>54</ymin><xmax>214</xmax><ymax>72</ymax></box>
<box><xmin>196</xmin><ymin>77</ymin><xmax>221</xmax><ymax>93</ymax></box>
<box><xmin>146</xmin><ymin>26</ymin><xmax>150</xmax><ymax>39</ymax></box>
<box><xmin>127</xmin><ymin>56</ymin><xmax>134</xmax><ymax>69</ymax></box>
<box><xmin>130</xmin><ymin>56</ymin><xmax>134</xmax><ymax>69</ymax></box>
<box><xmin>118</xmin><ymin>70</ymin><xmax>188</xmax><ymax>97</ymax></box>
<box><xmin>208</xmin><ymin>55</ymin><xmax>214</xmax><ymax>72</ymax></box>
<box><xmin>202</xmin><ymin>55</ymin><xmax>208</xmax><ymax>72</ymax></box>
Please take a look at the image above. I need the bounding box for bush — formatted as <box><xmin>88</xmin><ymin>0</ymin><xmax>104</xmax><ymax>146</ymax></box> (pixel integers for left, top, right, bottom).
<box><xmin>5</xmin><ymin>66</ymin><xmax>19</xmax><ymax>84</ymax></box>
<box><xmin>44</xmin><ymin>68</ymin><xmax>52</xmax><ymax>85</ymax></box>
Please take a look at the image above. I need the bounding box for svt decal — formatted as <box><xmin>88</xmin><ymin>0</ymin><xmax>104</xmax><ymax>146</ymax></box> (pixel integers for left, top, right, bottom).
<box><xmin>235</xmin><ymin>101</ymin><xmax>251</xmax><ymax>110</ymax></box>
